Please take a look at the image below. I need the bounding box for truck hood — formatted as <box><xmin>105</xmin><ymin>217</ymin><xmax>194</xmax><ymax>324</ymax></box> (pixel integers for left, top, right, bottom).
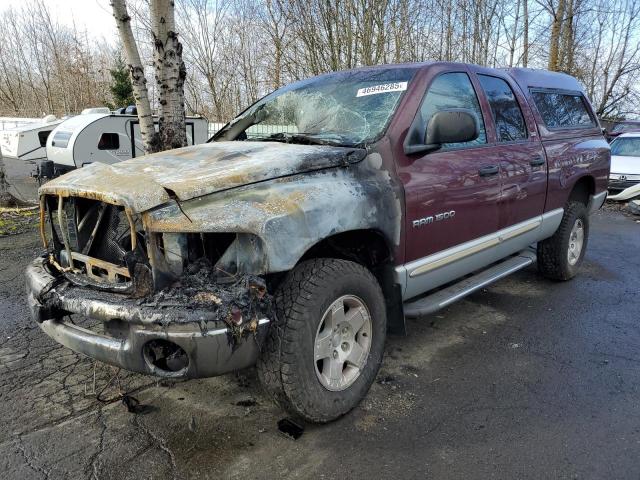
<box><xmin>40</xmin><ymin>141</ymin><xmax>365</xmax><ymax>212</ymax></box>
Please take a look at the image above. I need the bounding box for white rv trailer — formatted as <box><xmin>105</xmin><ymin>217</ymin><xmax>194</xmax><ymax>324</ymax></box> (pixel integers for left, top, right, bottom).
<box><xmin>47</xmin><ymin>111</ymin><xmax>209</xmax><ymax>173</ymax></box>
<box><xmin>0</xmin><ymin>115</ymin><xmax>62</xmax><ymax>161</ymax></box>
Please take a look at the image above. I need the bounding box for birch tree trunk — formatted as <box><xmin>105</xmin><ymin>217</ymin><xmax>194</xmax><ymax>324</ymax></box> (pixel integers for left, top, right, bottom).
<box><xmin>151</xmin><ymin>0</ymin><xmax>187</xmax><ymax>150</ymax></box>
<box><xmin>111</xmin><ymin>0</ymin><xmax>160</xmax><ymax>154</ymax></box>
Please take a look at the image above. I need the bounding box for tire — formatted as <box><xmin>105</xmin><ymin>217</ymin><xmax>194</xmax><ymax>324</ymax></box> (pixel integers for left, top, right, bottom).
<box><xmin>257</xmin><ymin>258</ymin><xmax>387</xmax><ymax>423</ymax></box>
<box><xmin>537</xmin><ymin>201</ymin><xmax>589</xmax><ymax>280</ymax></box>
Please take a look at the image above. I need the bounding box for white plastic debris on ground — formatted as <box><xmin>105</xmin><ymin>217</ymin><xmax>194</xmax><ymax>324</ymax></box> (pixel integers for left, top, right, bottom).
<box><xmin>608</xmin><ymin>183</ymin><xmax>640</xmax><ymax>201</ymax></box>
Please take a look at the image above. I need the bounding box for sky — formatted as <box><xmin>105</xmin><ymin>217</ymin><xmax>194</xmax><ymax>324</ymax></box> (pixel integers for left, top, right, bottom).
<box><xmin>0</xmin><ymin>0</ymin><xmax>118</xmax><ymax>43</ymax></box>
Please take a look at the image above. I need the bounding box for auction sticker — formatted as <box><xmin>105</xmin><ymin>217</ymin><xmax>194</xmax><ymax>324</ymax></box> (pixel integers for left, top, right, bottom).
<box><xmin>356</xmin><ymin>82</ymin><xmax>408</xmax><ymax>97</ymax></box>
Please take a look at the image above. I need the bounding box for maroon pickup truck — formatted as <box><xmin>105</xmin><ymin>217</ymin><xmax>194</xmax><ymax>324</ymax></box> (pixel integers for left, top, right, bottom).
<box><xmin>26</xmin><ymin>62</ymin><xmax>610</xmax><ymax>423</ymax></box>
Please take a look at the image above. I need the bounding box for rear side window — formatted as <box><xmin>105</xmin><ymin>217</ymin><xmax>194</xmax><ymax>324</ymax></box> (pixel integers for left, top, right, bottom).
<box><xmin>98</xmin><ymin>133</ymin><xmax>119</xmax><ymax>150</ymax></box>
<box><xmin>419</xmin><ymin>72</ymin><xmax>486</xmax><ymax>148</ymax></box>
<box><xmin>531</xmin><ymin>90</ymin><xmax>595</xmax><ymax>129</ymax></box>
<box><xmin>478</xmin><ymin>75</ymin><xmax>527</xmax><ymax>142</ymax></box>
<box><xmin>52</xmin><ymin>131</ymin><xmax>72</xmax><ymax>148</ymax></box>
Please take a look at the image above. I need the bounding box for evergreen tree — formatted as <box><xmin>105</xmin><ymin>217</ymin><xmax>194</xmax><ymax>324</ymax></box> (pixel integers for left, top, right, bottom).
<box><xmin>107</xmin><ymin>54</ymin><xmax>135</xmax><ymax>109</ymax></box>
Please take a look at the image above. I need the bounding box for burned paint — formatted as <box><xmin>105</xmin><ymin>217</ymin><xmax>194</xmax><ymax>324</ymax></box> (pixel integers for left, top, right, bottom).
<box><xmin>145</xmin><ymin>152</ymin><xmax>402</xmax><ymax>274</ymax></box>
<box><xmin>39</xmin><ymin>141</ymin><xmax>366</xmax><ymax>213</ymax></box>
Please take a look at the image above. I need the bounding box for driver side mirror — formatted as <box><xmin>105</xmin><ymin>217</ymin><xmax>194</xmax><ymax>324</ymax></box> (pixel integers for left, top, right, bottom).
<box><xmin>404</xmin><ymin>108</ymin><xmax>480</xmax><ymax>155</ymax></box>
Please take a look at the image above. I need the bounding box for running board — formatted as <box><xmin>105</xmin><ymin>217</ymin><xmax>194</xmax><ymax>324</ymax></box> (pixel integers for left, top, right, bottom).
<box><xmin>403</xmin><ymin>250</ymin><xmax>537</xmax><ymax>318</ymax></box>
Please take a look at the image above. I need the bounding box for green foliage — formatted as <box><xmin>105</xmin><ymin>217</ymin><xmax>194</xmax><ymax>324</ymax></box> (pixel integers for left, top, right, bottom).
<box><xmin>107</xmin><ymin>54</ymin><xmax>135</xmax><ymax>109</ymax></box>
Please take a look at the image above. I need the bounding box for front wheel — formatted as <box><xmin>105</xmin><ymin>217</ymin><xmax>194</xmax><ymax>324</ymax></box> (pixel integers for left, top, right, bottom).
<box><xmin>537</xmin><ymin>201</ymin><xmax>589</xmax><ymax>280</ymax></box>
<box><xmin>257</xmin><ymin>258</ymin><xmax>387</xmax><ymax>423</ymax></box>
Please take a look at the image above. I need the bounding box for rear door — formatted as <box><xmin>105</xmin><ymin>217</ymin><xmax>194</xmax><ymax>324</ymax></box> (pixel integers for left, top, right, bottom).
<box><xmin>472</xmin><ymin>69</ymin><xmax>547</xmax><ymax>228</ymax></box>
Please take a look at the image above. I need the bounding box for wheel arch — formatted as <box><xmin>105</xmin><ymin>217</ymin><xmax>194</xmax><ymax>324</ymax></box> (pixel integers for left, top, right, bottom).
<box><xmin>568</xmin><ymin>175</ymin><xmax>596</xmax><ymax>206</ymax></box>
<box><xmin>296</xmin><ymin>229</ymin><xmax>406</xmax><ymax>335</ymax></box>
<box><xmin>299</xmin><ymin>229</ymin><xmax>393</xmax><ymax>268</ymax></box>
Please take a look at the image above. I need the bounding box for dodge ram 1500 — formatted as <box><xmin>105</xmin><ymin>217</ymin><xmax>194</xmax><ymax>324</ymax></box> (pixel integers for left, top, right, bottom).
<box><xmin>26</xmin><ymin>62</ymin><xmax>610</xmax><ymax>423</ymax></box>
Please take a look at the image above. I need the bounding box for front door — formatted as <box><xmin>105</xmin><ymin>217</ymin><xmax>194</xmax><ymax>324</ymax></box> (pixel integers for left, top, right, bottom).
<box><xmin>397</xmin><ymin>70</ymin><xmax>501</xmax><ymax>263</ymax></box>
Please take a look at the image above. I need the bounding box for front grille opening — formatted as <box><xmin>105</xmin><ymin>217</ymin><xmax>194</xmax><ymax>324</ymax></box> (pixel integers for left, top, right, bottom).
<box><xmin>44</xmin><ymin>195</ymin><xmax>145</xmax><ymax>288</ymax></box>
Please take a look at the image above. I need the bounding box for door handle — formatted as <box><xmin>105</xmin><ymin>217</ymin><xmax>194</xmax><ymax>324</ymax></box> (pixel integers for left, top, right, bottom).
<box><xmin>478</xmin><ymin>165</ymin><xmax>499</xmax><ymax>177</ymax></box>
<box><xmin>530</xmin><ymin>155</ymin><xmax>545</xmax><ymax>167</ymax></box>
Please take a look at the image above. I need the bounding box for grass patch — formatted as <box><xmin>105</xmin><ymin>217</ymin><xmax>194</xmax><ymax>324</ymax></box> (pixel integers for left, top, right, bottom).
<box><xmin>0</xmin><ymin>206</ymin><xmax>39</xmax><ymax>236</ymax></box>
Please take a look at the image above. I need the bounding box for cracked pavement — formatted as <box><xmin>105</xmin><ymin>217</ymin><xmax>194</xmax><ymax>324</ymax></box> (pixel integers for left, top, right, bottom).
<box><xmin>0</xmin><ymin>206</ymin><xmax>639</xmax><ymax>479</ymax></box>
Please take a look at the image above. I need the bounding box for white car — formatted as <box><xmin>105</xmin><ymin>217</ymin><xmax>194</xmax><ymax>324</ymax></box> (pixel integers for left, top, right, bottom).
<box><xmin>609</xmin><ymin>132</ymin><xmax>640</xmax><ymax>191</ymax></box>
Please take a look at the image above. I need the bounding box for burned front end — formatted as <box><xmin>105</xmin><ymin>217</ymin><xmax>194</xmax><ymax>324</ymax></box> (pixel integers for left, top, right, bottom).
<box><xmin>26</xmin><ymin>194</ymin><xmax>273</xmax><ymax>378</ymax></box>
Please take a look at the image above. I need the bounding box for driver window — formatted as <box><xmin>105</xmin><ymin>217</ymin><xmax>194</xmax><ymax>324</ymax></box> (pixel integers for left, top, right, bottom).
<box><xmin>419</xmin><ymin>72</ymin><xmax>486</xmax><ymax>149</ymax></box>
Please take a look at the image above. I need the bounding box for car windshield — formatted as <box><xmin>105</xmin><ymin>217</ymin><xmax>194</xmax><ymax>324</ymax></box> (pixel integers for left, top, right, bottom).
<box><xmin>219</xmin><ymin>67</ymin><xmax>417</xmax><ymax>146</ymax></box>
<box><xmin>612</xmin><ymin>122</ymin><xmax>640</xmax><ymax>133</ymax></box>
<box><xmin>610</xmin><ymin>137</ymin><xmax>640</xmax><ymax>156</ymax></box>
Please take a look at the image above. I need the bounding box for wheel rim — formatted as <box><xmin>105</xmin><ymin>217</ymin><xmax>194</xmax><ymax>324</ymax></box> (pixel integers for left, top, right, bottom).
<box><xmin>313</xmin><ymin>295</ymin><xmax>372</xmax><ymax>392</ymax></box>
<box><xmin>567</xmin><ymin>218</ymin><xmax>584</xmax><ymax>266</ymax></box>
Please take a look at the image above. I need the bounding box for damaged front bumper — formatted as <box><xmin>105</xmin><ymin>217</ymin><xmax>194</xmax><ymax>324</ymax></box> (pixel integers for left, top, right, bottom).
<box><xmin>25</xmin><ymin>257</ymin><xmax>270</xmax><ymax>378</ymax></box>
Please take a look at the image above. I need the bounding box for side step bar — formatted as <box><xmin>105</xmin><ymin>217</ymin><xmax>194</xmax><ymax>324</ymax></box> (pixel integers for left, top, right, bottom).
<box><xmin>403</xmin><ymin>249</ymin><xmax>537</xmax><ymax>318</ymax></box>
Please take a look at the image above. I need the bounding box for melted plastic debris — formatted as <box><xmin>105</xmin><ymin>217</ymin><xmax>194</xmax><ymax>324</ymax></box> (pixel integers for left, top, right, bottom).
<box><xmin>141</xmin><ymin>258</ymin><xmax>272</xmax><ymax>339</ymax></box>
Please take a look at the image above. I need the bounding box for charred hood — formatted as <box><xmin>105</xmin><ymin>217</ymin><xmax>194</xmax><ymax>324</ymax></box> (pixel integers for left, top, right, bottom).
<box><xmin>39</xmin><ymin>141</ymin><xmax>366</xmax><ymax>212</ymax></box>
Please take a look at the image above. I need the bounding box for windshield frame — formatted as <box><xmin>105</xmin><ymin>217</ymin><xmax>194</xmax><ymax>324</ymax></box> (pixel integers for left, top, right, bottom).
<box><xmin>211</xmin><ymin>66</ymin><xmax>420</xmax><ymax>148</ymax></box>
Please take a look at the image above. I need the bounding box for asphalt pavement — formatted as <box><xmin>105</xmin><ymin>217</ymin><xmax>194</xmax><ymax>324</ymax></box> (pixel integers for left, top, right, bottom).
<box><xmin>0</xmin><ymin>199</ymin><xmax>638</xmax><ymax>479</ymax></box>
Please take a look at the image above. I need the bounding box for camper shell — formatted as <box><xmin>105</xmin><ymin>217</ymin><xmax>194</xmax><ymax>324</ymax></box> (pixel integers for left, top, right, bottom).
<box><xmin>47</xmin><ymin>111</ymin><xmax>208</xmax><ymax>173</ymax></box>
<box><xmin>0</xmin><ymin>115</ymin><xmax>62</xmax><ymax>161</ymax></box>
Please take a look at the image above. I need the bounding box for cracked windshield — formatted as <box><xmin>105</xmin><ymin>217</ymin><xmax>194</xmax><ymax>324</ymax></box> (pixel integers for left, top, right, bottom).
<box><xmin>232</xmin><ymin>68</ymin><xmax>417</xmax><ymax>146</ymax></box>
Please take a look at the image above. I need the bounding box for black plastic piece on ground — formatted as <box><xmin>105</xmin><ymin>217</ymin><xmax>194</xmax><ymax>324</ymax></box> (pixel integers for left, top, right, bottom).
<box><xmin>277</xmin><ymin>418</ymin><xmax>304</xmax><ymax>440</ymax></box>
<box><xmin>121</xmin><ymin>394</ymin><xmax>155</xmax><ymax>414</ymax></box>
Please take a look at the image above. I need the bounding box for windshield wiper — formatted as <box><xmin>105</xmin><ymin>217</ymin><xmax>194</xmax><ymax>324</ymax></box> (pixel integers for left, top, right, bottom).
<box><xmin>258</xmin><ymin>132</ymin><xmax>354</xmax><ymax>147</ymax></box>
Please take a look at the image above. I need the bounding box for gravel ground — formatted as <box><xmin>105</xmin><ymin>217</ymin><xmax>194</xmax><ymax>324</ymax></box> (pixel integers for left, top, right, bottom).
<box><xmin>0</xmin><ymin>202</ymin><xmax>638</xmax><ymax>479</ymax></box>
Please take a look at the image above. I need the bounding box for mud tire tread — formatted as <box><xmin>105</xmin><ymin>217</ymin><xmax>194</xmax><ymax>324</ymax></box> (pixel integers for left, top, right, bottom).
<box><xmin>257</xmin><ymin>258</ymin><xmax>386</xmax><ymax>423</ymax></box>
<box><xmin>537</xmin><ymin>201</ymin><xmax>589</xmax><ymax>281</ymax></box>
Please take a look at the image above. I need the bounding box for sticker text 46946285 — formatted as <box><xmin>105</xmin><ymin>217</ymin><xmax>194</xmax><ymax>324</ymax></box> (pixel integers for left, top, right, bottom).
<box><xmin>356</xmin><ymin>82</ymin><xmax>408</xmax><ymax>97</ymax></box>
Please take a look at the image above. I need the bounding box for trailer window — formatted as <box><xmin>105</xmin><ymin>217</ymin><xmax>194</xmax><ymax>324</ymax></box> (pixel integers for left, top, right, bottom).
<box><xmin>38</xmin><ymin>130</ymin><xmax>52</xmax><ymax>147</ymax></box>
<box><xmin>531</xmin><ymin>90</ymin><xmax>595</xmax><ymax>129</ymax></box>
<box><xmin>52</xmin><ymin>131</ymin><xmax>72</xmax><ymax>148</ymax></box>
<box><xmin>98</xmin><ymin>133</ymin><xmax>119</xmax><ymax>150</ymax></box>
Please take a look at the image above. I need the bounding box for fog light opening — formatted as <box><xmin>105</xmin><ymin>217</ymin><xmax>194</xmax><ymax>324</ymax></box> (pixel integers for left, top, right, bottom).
<box><xmin>143</xmin><ymin>339</ymin><xmax>189</xmax><ymax>374</ymax></box>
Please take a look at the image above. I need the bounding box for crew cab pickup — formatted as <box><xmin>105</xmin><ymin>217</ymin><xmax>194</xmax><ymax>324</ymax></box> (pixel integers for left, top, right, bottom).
<box><xmin>26</xmin><ymin>63</ymin><xmax>610</xmax><ymax>423</ymax></box>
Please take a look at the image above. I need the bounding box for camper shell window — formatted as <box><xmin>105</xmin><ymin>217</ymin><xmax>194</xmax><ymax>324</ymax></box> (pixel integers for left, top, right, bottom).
<box><xmin>98</xmin><ymin>133</ymin><xmax>119</xmax><ymax>150</ymax></box>
<box><xmin>52</xmin><ymin>131</ymin><xmax>72</xmax><ymax>148</ymax></box>
<box><xmin>530</xmin><ymin>88</ymin><xmax>595</xmax><ymax>129</ymax></box>
<box><xmin>38</xmin><ymin>130</ymin><xmax>52</xmax><ymax>147</ymax></box>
